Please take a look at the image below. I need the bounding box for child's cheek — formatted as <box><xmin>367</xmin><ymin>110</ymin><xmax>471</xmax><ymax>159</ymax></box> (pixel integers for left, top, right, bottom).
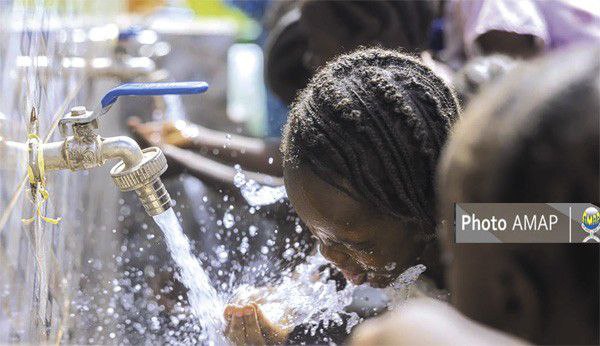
<box><xmin>353</xmin><ymin>251</ymin><xmax>386</xmax><ymax>271</ymax></box>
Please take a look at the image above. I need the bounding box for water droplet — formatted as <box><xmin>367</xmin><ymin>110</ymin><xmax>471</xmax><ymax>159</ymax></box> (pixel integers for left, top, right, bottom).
<box><xmin>260</xmin><ymin>246</ymin><xmax>269</xmax><ymax>254</ymax></box>
<box><xmin>295</xmin><ymin>224</ymin><xmax>303</xmax><ymax>234</ymax></box>
<box><xmin>268</xmin><ymin>157</ymin><xmax>273</xmax><ymax>164</ymax></box>
<box><xmin>283</xmin><ymin>248</ymin><xmax>295</xmax><ymax>260</ymax></box>
<box><xmin>385</xmin><ymin>262</ymin><xmax>397</xmax><ymax>271</ymax></box>
<box><xmin>222</xmin><ymin>211</ymin><xmax>235</xmax><ymax>229</ymax></box>
<box><xmin>248</xmin><ymin>225</ymin><xmax>258</xmax><ymax>237</ymax></box>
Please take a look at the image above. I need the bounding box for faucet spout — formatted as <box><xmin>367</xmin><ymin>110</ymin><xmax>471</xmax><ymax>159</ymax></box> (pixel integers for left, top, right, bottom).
<box><xmin>100</xmin><ymin>136</ymin><xmax>144</xmax><ymax>169</ymax></box>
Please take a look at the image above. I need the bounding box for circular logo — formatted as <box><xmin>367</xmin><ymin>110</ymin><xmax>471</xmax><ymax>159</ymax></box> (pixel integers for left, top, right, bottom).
<box><xmin>582</xmin><ymin>207</ymin><xmax>600</xmax><ymax>230</ymax></box>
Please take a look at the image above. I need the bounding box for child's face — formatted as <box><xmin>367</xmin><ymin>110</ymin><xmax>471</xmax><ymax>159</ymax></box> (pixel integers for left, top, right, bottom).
<box><xmin>284</xmin><ymin>164</ymin><xmax>427</xmax><ymax>288</ymax></box>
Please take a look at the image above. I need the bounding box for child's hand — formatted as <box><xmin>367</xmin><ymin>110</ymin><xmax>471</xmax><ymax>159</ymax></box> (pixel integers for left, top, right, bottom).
<box><xmin>224</xmin><ymin>302</ymin><xmax>291</xmax><ymax>345</ymax></box>
<box><xmin>127</xmin><ymin>117</ymin><xmax>195</xmax><ymax>148</ymax></box>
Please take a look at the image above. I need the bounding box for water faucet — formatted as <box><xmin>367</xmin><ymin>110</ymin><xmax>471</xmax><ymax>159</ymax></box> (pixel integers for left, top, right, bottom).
<box><xmin>15</xmin><ymin>27</ymin><xmax>168</xmax><ymax>82</ymax></box>
<box><xmin>36</xmin><ymin>81</ymin><xmax>209</xmax><ymax>216</ymax></box>
<box><xmin>93</xmin><ymin>26</ymin><xmax>168</xmax><ymax>81</ymax></box>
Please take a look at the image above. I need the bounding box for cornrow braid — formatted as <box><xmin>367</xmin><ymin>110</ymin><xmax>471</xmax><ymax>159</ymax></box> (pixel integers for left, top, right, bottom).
<box><xmin>281</xmin><ymin>48</ymin><xmax>460</xmax><ymax>226</ymax></box>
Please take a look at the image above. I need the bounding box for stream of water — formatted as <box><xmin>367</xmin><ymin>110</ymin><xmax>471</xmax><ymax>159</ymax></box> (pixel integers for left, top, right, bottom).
<box><xmin>153</xmin><ymin>208</ymin><xmax>225</xmax><ymax>344</ymax></box>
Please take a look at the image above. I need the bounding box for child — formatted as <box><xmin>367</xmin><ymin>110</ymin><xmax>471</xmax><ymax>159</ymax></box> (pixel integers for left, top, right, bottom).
<box><xmin>224</xmin><ymin>47</ymin><xmax>460</xmax><ymax>344</ymax></box>
<box><xmin>437</xmin><ymin>44</ymin><xmax>599</xmax><ymax>345</ymax></box>
<box><xmin>351</xmin><ymin>45</ymin><xmax>599</xmax><ymax>345</ymax></box>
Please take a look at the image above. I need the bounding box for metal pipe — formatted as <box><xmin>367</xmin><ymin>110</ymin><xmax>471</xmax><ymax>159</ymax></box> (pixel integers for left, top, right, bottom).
<box><xmin>43</xmin><ymin>136</ymin><xmax>145</xmax><ymax>172</ymax></box>
<box><xmin>42</xmin><ymin>141</ymin><xmax>68</xmax><ymax>171</ymax></box>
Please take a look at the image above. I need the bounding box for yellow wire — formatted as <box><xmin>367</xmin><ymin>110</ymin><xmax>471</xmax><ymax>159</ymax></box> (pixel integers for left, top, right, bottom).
<box><xmin>21</xmin><ymin>134</ymin><xmax>61</xmax><ymax>225</ymax></box>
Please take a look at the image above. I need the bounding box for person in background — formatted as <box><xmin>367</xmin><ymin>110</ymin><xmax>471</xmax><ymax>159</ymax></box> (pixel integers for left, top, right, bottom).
<box><xmin>297</xmin><ymin>0</ymin><xmax>436</xmax><ymax>72</ymax></box>
<box><xmin>223</xmin><ymin>47</ymin><xmax>460</xmax><ymax>345</ymax></box>
<box><xmin>452</xmin><ymin>53</ymin><xmax>518</xmax><ymax>106</ymax></box>
<box><xmin>351</xmin><ymin>298</ymin><xmax>528</xmax><ymax>346</ymax></box>
<box><xmin>442</xmin><ymin>0</ymin><xmax>600</xmax><ymax>69</ymax></box>
<box><xmin>350</xmin><ymin>45</ymin><xmax>600</xmax><ymax>345</ymax></box>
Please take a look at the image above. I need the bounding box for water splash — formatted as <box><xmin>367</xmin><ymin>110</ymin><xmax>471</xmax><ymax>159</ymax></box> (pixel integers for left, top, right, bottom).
<box><xmin>233</xmin><ymin>165</ymin><xmax>287</xmax><ymax>206</ymax></box>
<box><xmin>383</xmin><ymin>264</ymin><xmax>427</xmax><ymax>309</ymax></box>
<box><xmin>228</xmin><ymin>254</ymin><xmax>360</xmax><ymax>335</ymax></box>
<box><xmin>392</xmin><ymin>264</ymin><xmax>426</xmax><ymax>287</ymax></box>
<box><xmin>152</xmin><ymin>208</ymin><xmax>225</xmax><ymax>343</ymax></box>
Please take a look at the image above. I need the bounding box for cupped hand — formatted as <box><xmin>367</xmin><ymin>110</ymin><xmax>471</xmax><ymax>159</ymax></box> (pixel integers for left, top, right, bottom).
<box><xmin>224</xmin><ymin>302</ymin><xmax>291</xmax><ymax>346</ymax></box>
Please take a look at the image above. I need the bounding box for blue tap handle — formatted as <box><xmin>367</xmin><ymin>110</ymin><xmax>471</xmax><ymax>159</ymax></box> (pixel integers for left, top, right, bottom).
<box><xmin>58</xmin><ymin>81</ymin><xmax>209</xmax><ymax>136</ymax></box>
<box><xmin>118</xmin><ymin>26</ymin><xmax>142</xmax><ymax>41</ymax></box>
<box><xmin>100</xmin><ymin>81</ymin><xmax>209</xmax><ymax>110</ymax></box>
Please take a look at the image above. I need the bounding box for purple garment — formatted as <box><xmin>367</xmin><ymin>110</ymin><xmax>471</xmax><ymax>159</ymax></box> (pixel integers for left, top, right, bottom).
<box><xmin>444</xmin><ymin>0</ymin><xmax>600</xmax><ymax>67</ymax></box>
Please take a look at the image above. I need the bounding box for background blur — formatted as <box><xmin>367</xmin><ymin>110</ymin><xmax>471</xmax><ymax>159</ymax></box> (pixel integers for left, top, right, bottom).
<box><xmin>0</xmin><ymin>0</ymin><xmax>298</xmax><ymax>343</ymax></box>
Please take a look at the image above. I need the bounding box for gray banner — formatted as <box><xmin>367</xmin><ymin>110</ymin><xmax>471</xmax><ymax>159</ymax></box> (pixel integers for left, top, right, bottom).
<box><xmin>455</xmin><ymin>203</ymin><xmax>600</xmax><ymax>243</ymax></box>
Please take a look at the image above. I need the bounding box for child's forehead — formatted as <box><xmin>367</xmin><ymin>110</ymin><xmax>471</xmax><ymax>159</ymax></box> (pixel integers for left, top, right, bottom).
<box><xmin>286</xmin><ymin>164</ymin><xmax>373</xmax><ymax>224</ymax></box>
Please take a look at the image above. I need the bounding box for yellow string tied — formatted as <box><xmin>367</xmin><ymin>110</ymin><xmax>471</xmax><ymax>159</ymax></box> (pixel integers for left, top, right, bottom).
<box><xmin>21</xmin><ymin>133</ymin><xmax>62</xmax><ymax>225</ymax></box>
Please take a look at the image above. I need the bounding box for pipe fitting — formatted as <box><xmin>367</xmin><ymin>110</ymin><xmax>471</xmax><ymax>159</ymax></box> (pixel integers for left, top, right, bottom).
<box><xmin>110</xmin><ymin>147</ymin><xmax>171</xmax><ymax>216</ymax></box>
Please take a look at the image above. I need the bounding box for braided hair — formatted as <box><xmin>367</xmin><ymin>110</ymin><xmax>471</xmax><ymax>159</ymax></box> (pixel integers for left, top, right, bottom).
<box><xmin>281</xmin><ymin>48</ymin><xmax>459</xmax><ymax>227</ymax></box>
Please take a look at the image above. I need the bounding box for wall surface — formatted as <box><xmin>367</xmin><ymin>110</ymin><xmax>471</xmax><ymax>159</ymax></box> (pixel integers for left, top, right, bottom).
<box><xmin>0</xmin><ymin>2</ymin><xmax>123</xmax><ymax>343</ymax></box>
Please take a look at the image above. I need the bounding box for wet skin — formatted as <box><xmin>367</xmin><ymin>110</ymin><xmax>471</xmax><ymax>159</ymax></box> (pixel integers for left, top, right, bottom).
<box><xmin>284</xmin><ymin>164</ymin><xmax>435</xmax><ymax>288</ymax></box>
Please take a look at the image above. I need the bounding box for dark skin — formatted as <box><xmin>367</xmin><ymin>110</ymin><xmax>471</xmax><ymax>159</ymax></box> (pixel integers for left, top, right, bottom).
<box><xmin>128</xmin><ymin>117</ymin><xmax>283</xmax><ymax>178</ymax></box>
<box><xmin>127</xmin><ymin>117</ymin><xmax>283</xmax><ymax>188</ymax></box>
<box><xmin>284</xmin><ymin>164</ymin><xmax>443</xmax><ymax>288</ymax></box>
<box><xmin>476</xmin><ymin>31</ymin><xmax>540</xmax><ymax>59</ymax></box>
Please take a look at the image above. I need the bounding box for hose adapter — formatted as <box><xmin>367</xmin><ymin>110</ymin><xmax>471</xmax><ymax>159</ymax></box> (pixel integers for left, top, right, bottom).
<box><xmin>110</xmin><ymin>147</ymin><xmax>171</xmax><ymax>216</ymax></box>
